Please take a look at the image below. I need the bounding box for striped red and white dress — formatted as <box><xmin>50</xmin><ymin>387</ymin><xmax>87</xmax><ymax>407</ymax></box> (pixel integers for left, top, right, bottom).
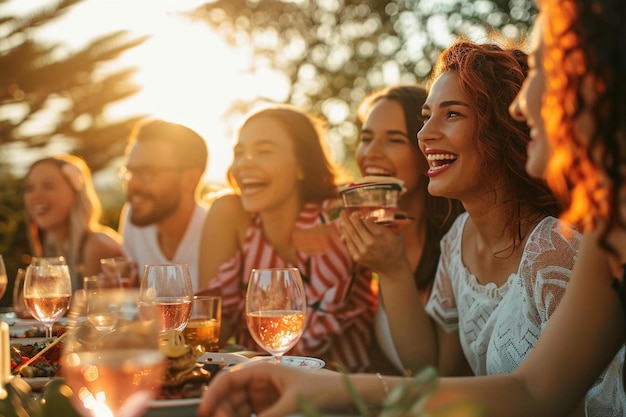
<box><xmin>205</xmin><ymin>202</ymin><xmax>377</xmax><ymax>372</ymax></box>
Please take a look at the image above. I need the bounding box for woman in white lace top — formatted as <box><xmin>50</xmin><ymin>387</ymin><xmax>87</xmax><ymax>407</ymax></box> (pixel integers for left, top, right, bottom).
<box><xmin>342</xmin><ymin>40</ymin><xmax>579</xmax><ymax>378</ymax></box>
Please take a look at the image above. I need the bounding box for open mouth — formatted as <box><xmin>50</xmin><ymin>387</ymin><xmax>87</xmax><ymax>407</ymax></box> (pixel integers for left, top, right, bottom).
<box><xmin>363</xmin><ymin>167</ymin><xmax>394</xmax><ymax>177</ymax></box>
<box><xmin>426</xmin><ymin>153</ymin><xmax>457</xmax><ymax>171</ymax></box>
<box><xmin>238</xmin><ymin>178</ymin><xmax>268</xmax><ymax>195</ymax></box>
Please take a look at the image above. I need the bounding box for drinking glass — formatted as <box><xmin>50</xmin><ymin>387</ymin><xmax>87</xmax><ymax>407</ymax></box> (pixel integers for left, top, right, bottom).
<box><xmin>23</xmin><ymin>256</ymin><xmax>72</xmax><ymax>338</ymax></box>
<box><xmin>62</xmin><ymin>289</ymin><xmax>165</xmax><ymax>417</ymax></box>
<box><xmin>0</xmin><ymin>255</ymin><xmax>7</xmax><ymax>300</ymax></box>
<box><xmin>182</xmin><ymin>295</ymin><xmax>222</xmax><ymax>353</ymax></box>
<box><xmin>139</xmin><ymin>264</ymin><xmax>193</xmax><ymax>332</ymax></box>
<box><xmin>245</xmin><ymin>268</ymin><xmax>307</xmax><ymax>363</ymax></box>
<box><xmin>12</xmin><ymin>268</ymin><xmax>32</xmax><ymax>319</ymax></box>
<box><xmin>100</xmin><ymin>256</ymin><xmax>138</xmax><ymax>288</ymax></box>
<box><xmin>83</xmin><ymin>274</ymin><xmax>123</xmax><ymax>331</ymax></box>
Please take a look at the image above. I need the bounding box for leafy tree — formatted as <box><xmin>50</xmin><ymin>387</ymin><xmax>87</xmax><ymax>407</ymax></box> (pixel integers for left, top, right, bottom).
<box><xmin>190</xmin><ymin>0</ymin><xmax>537</xmax><ymax>164</ymax></box>
<box><xmin>0</xmin><ymin>0</ymin><xmax>148</xmax><ymax>305</ymax></box>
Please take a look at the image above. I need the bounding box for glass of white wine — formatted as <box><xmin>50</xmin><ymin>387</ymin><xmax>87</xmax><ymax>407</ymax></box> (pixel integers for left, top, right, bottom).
<box><xmin>23</xmin><ymin>256</ymin><xmax>72</xmax><ymax>338</ymax></box>
<box><xmin>62</xmin><ymin>289</ymin><xmax>165</xmax><ymax>417</ymax></box>
<box><xmin>139</xmin><ymin>264</ymin><xmax>193</xmax><ymax>332</ymax></box>
<box><xmin>245</xmin><ymin>268</ymin><xmax>307</xmax><ymax>363</ymax></box>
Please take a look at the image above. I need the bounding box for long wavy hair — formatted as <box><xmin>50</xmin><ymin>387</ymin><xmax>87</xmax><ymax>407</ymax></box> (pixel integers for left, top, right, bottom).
<box><xmin>430</xmin><ymin>41</ymin><xmax>562</xmax><ymax>253</ymax></box>
<box><xmin>229</xmin><ymin>104</ymin><xmax>341</xmax><ymax>204</ymax></box>
<box><xmin>357</xmin><ymin>85</ymin><xmax>465</xmax><ymax>291</ymax></box>
<box><xmin>24</xmin><ymin>155</ymin><xmax>103</xmax><ymax>287</ymax></box>
<box><xmin>541</xmin><ymin>0</ymin><xmax>626</xmax><ymax>253</ymax></box>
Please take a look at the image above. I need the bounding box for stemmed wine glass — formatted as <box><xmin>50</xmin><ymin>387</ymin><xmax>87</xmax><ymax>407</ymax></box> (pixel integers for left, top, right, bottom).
<box><xmin>83</xmin><ymin>273</ymin><xmax>123</xmax><ymax>331</ymax></box>
<box><xmin>23</xmin><ymin>256</ymin><xmax>72</xmax><ymax>338</ymax></box>
<box><xmin>245</xmin><ymin>268</ymin><xmax>307</xmax><ymax>363</ymax></box>
<box><xmin>62</xmin><ymin>288</ymin><xmax>165</xmax><ymax>417</ymax></box>
<box><xmin>139</xmin><ymin>264</ymin><xmax>193</xmax><ymax>332</ymax></box>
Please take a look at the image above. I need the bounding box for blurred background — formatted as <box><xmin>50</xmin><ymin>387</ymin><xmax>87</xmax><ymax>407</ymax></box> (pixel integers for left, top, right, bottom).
<box><xmin>0</xmin><ymin>0</ymin><xmax>538</xmax><ymax>306</ymax></box>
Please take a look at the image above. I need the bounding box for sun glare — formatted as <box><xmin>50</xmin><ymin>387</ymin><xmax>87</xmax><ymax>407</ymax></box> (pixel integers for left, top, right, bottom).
<box><xmin>5</xmin><ymin>0</ymin><xmax>292</xmax><ymax>185</ymax></box>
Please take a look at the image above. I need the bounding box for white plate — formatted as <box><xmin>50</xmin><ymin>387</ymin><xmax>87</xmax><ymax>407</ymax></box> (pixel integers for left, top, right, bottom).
<box><xmin>197</xmin><ymin>351</ymin><xmax>250</xmax><ymax>367</ymax></box>
<box><xmin>145</xmin><ymin>398</ymin><xmax>200</xmax><ymax>417</ymax></box>
<box><xmin>280</xmin><ymin>356</ymin><xmax>325</xmax><ymax>370</ymax></box>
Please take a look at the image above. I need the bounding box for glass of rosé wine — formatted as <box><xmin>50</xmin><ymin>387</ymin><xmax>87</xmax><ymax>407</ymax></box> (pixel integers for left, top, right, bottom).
<box><xmin>245</xmin><ymin>268</ymin><xmax>307</xmax><ymax>363</ymax></box>
<box><xmin>23</xmin><ymin>256</ymin><xmax>72</xmax><ymax>338</ymax></box>
<box><xmin>139</xmin><ymin>264</ymin><xmax>193</xmax><ymax>332</ymax></box>
<box><xmin>62</xmin><ymin>288</ymin><xmax>165</xmax><ymax>417</ymax></box>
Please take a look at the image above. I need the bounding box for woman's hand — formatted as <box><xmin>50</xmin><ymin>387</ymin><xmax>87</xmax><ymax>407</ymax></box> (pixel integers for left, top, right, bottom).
<box><xmin>197</xmin><ymin>362</ymin><xmax>352</xmax><ymax>417</ymax></box>
<box><xmin>339</xmin><ymin>210</ymin><xmax>407</xmax><ymax>275</ymax></box>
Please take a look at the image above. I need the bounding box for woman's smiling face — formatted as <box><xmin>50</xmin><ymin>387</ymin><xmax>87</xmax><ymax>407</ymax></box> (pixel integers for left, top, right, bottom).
<box><xmin>509</xmin><ymin>15</ymin><xmax>551</xmax><ymax>179</ymax></box>
<box><xmin>417</xmin><ymin>71</ymin><xmax>482</xmax><ymax>201</ymax></box>
<box><xmin>356</xmin><ymin>98</ymin><xmax>426</xmax><ymax>199</ymax></box>
<box><xmin>231</xmin><ymin>115</ymin><xmax>303</xmax><ymax>214</ymax></box>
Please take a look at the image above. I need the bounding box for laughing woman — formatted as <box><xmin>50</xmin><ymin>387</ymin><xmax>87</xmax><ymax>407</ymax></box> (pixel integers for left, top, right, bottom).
<box><xmin>23</xmin><ymin>154</ymin><xmax>123</xmax><ymax>289</ymax></box>
<box><xmin>197</xmin><ymin>105</ymin><xmax>376</xmax><ymax>372</ymax></box>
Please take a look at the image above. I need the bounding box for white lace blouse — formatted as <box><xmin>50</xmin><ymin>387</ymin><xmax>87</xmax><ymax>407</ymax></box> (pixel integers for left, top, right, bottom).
<box><xmin>425</xmin><ymin>212</ymin><xmax>626</xmax><ymax>416</ymax></box>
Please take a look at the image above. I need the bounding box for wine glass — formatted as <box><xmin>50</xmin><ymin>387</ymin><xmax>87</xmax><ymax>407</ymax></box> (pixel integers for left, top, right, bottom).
<box><xmin>245</xmin><ymin>268</ymin><xmax>307</xmax><ymax>363</ymax></box>
<box><xmin>0</xmin><ymin>255</ymin><xmax>7</xmax><ymax>300</ymax></box>
<box><xmin>139</xmin><ymin>264</ymin><xmax>193</xmax><ymax>332</ymax></box>
<box><xmin>100</xmin><ymin>256</ymin><xmax>139</xmax><ymax>288</ymax></box>
<box><xmin>83</xmin><ymin>273</ymin><xmax>123</xmax><ymax>331</ymax></box>
<box><xmin>23</xmin><ymin>256</ymin><xmax>72</xmax><ymax>338</ymax></box>
<box><xmin>62</xmin><ymin>288</ymin><xmax>165</xmax><ymax>417</ymax></box>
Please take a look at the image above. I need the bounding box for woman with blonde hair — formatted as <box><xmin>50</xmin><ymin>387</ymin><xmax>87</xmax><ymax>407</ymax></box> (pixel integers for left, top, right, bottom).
<box><xmin>23</xmin><ymin>154</ymin><xmax>123</xmax><ymax>289</ymax></box>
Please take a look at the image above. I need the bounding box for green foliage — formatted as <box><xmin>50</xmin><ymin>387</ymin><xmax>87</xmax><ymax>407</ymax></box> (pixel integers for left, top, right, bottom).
<box><xmin>189</xmin><ymin>0</ymin><xmax>537</xmax><ymax>161</ymax></box>
<box><xmin>0</xmin><ymin>0</ymin><xmax>148</xmax><ymax>306</ymax></box>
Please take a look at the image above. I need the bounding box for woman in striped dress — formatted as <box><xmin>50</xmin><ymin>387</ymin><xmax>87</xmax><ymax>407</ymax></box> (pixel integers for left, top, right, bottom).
<box><xmin>197</xmin><ymin>104</ymin><xmax>377</xmax><ymax>372</ymax></box>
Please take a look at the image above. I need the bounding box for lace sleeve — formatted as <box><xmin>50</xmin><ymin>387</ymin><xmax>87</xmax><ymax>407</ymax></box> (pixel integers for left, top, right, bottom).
<box><xmin>523</xmin><ymin>218</ymin><xmax>581</xmax><ymax>327</ymax></box>
<box><xmin>425</xmin><ymin>214</ymin><xmax>466</xmax><ymax>333</ymax></box>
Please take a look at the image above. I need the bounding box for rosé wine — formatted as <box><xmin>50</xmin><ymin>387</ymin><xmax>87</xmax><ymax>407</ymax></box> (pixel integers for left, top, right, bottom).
<box><xmin>24</xmin><ymin>294</ymin><xmax>70</xmax><ymax>324</ymax></box>
<box><xmin>246</xmin><ymin>310</ymin><xmax>306</xmax><ymax>356</ymax></box>
<box><xmin>63</xmin><ymin>349</ymin><xmax>165</xmax><ymax>417</ymax></box>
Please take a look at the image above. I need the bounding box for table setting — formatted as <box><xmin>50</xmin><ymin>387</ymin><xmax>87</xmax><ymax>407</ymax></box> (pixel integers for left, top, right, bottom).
<box><xmin>1</xmin><ymin>261</ymin><xmax>328</xmax><ymax>417</ymax></box>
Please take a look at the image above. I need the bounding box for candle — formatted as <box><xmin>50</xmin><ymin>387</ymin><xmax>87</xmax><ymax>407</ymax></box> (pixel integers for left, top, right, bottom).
<box><xmin>0</xmin><ymin>321</ymin><xmax>8</xmax><ymax>398</ymax></box>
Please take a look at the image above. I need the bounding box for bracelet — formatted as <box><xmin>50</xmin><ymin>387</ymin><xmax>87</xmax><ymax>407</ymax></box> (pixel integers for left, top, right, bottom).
<box><xmin>375</xmin><ymin>372</ymin><xmax>390</xmax><ymax>397</ymax></box>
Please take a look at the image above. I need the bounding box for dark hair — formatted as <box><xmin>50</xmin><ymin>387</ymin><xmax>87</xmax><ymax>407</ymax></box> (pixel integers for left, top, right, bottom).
<box><xmin>127</xmin><ymin>119</ymin><xmax>208</xmax><ymax>171</ymax></box>
<box><xmin>358</xmin><ymin>85</ymin><xmax>465</xmax><ymax>291</ymax></box>
<box><xmin>230</xmin><ymin>104</ymin><xmax>339</xmax><ymax>204</ymax></box>
<box><xmin>542</xmin><ymin>0</ymin><xmax>626</xmax><ymax>249</ymax></box>
<box><xmin>431</xmin><ymin>41</ymin><xmax>562</xmax><ymax>253</ymax></box>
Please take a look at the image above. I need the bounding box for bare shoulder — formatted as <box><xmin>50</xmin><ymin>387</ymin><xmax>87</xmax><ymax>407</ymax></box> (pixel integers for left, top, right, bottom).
<box><xmin>209</xmin><ymin>194</ymin><xmax>249</xmax><ymax>223</ymax></box>
<box><xmin>205</xmin><ymin>194</ymin><xmax>251</xmax><ymax>240</ymax></box>
<box><xmin>84</xmin><ymin>227</ymin><xmax>124</xmax><ymax>258</ymax></box>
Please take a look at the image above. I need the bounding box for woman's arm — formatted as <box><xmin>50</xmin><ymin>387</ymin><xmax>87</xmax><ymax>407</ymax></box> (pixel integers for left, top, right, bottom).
<box><xmin>197</xmin><ymin>194</ymin><xmax>249</xmax><ymax>291</ymax></box>
<box><xmin>339</xmin><ymin>211</ymin><xmax>468</xmax><ymax>376</ymax></box>
<box><xmin>428</xmin><ymin>229</ymin><xmax>625</xmax><ymax>416</ymax></box>
<box><xmin>82</xmin><ymin>227</ymin><xmax>124</xmax><ymax>277</ymax></box>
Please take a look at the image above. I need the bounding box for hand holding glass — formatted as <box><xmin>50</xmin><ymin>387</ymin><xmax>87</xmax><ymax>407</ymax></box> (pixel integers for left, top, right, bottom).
<box><xmin>140</xmin><ymin>264</ymin><xmax>193</xmax><ymax>332</ymax></box>
<box><xmin>23</xmin><ymin>257</ymin><xmax>72</xmax><ymax>337</ymax></box>
<box><xmin>245</xmin><ymin>268</ymin><xmax>307</xmax><ymax>363</ymax></box>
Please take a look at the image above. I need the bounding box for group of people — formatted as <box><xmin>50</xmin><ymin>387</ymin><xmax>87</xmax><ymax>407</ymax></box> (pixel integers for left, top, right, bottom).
<box><xmin>20</xmin><ymin>0</ymin><xmax>626</xmax><ymax>414</ymax></box>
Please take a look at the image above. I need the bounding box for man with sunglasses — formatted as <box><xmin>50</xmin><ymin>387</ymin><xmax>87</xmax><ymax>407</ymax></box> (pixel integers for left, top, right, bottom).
<box><xmin>118</xmin><ymin>119</ymin><xmax>209</xmax><ymax>291</ymax></box>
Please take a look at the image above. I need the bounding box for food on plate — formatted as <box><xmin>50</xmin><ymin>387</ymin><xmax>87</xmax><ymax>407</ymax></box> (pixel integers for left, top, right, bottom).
<box><xmin>10</xmin><ymin>338</ymin><xmax>63</xmax><ymax>378</ymax></box>
<box><xmin>157</xmin><ymin>330</ymin><xmax>226</xmax><ymax>399</ymax></box>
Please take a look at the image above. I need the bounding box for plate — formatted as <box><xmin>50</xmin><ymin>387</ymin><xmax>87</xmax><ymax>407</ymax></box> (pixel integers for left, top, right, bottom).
<box><xmin>280</xmin><ymin>356</ymin><xmax>325</xmax><ymax>370</ymax></box>
<box><xmin>144</xmin><ymin>398</ymin><xmax>200</xmax><ymax>417</ymax></box>
<box><xmin>18</xmin><ymin>376</ymin><xmax>60</xmax><ymax>391</ymax></box>
<box><xmin>197</xmin><ymin>351</ymin><xmax>251</xmax><ymax>367</ymax></box>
